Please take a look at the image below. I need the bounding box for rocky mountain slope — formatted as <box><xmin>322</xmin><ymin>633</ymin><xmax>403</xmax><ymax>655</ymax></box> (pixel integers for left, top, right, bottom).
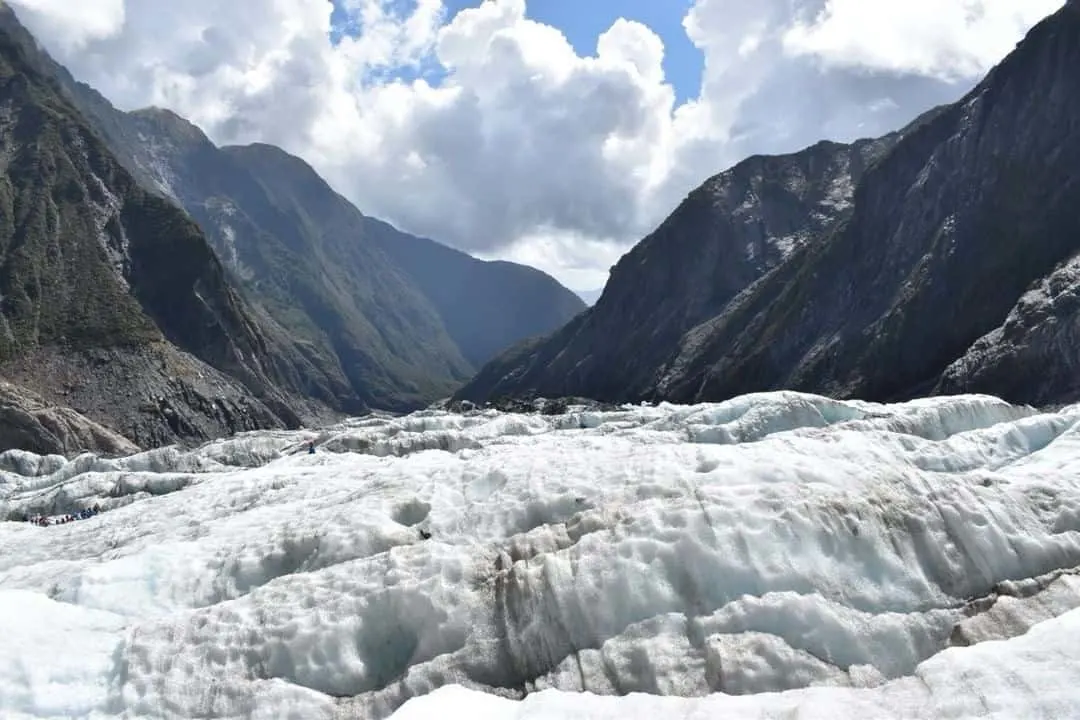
<box><xmin>357</xmin><ymin>216</ymin><xmax>587</xmax><ymax>369</ymax></box>
<box><xmin>0</xmin><ymin>6</ymin><xmax>334</xmax><ymax>450</ymax></box>
<box><xmin>151</xmin><ymin>128</ymin><xmax>475</xmax><ymax>413</ymax></box>
<box><xmin>0</xmin><ymin>380</ymin><xmax>136</xmax><ymax>456</ymax></box>
<box><xmin>223</xmin><ymin>145</ymin><xmax>586</xmax><ymax>373</ymax></box>
<box><xmin>34</xmin><ymin>39</ymin><xmax>583</xmax><ymax>411</ymax></box>
<box><xmin>458</xmin><ymin>1</ymin><xmax>1080</xmax><ymax>409</ymax></box>
<box><xmin>459</xmin><ymin>134</ymin><xmax>900</xmax><ymax>402</ymax></box>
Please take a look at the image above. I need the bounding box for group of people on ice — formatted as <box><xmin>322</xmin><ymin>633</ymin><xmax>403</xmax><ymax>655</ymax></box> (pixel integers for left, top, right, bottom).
<box><xmin>25</xmin><ymin>504</ymin><xmax>104</xmax><ymax>527</ymax></box>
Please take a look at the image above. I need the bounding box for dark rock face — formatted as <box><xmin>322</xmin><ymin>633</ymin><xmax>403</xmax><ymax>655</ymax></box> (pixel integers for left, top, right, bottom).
<box><xmin>459</xmin><ymin>3</ymin><xmax>1080</xmax><ymax>409</ymax></box>
<box><xmin>937</xmin><ymin>257</ymin><xmax>1080</xmax><ymax>406</ymax></box>
<box><xmin>1</xmin><ymin>345</ymin><xmax>308</xmax><ymax>450</ymax></box>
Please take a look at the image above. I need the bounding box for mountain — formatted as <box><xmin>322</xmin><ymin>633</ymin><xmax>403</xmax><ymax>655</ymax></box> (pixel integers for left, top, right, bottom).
<box><xmin>359</xmin><ymin>221</ymin><xmax>588</xmax><ymax>369</ymax></box>
<box><xmin>225</xmin><ymin>146</ymin><xmax>587</xmax><ymax>372</ymax></box>
<box><xmin>458</xmin><ymin>1</ymin><xmax>1080</xmax><ymax>409</ymax></box>
<box><xmin>0</xmin><ymin>11</ymin><xmax>340</xmax><ymax>450</ymax></box>
<box><xmin>35</xmin><ymin>42</ymin><xmax>584</xmax><ymax>412</ymax></box>
<box><xmin>458</xmin><ymin>134</ymin><xmax>900</xmax><ymax>403</ymax></box>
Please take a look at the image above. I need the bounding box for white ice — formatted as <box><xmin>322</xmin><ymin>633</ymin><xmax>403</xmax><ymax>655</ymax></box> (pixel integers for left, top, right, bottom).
<box><xmin>1</xmin><ymin>391</ymin><xmax>1079</xmax><ymax>719</ymax></box>
<box><xmin>391</xmin><ymin>602</ymin><xmax>1080</xmax><ymax>718</ymax></box>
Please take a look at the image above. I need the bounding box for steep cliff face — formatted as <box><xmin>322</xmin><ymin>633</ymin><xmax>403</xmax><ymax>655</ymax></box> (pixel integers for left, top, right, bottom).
<box><xmin>460</xmin><ymin>2</ymin><xmax>1080</xmax><ymax>408</ymax></box>
<box><xmin>458</xmin><ymin>136</ymin><xmax>898</xmax><ymax>402</ymax></box>
<box><xmin>0</xmin><ymin>5</ymin><xmax>315</xmax><ymax>450</ymax></box>
<box><xmin>658</xmin><ymin>3</ymin><xmax>1080</xmax><ymax>406</ymax></box>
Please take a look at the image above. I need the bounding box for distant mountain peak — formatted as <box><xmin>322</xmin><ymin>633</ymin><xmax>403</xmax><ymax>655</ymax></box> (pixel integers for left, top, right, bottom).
<box><xmin>129</xmin><ymin>106</ymin><xmax>210</xmax><ymax>142</ymax></box>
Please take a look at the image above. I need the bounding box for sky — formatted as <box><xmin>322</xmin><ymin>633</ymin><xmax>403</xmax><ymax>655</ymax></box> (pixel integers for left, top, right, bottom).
<box><xmin>7</xmin><ymin>0</ymin><xmax>1066</xmax><ymax>292</ymax></box>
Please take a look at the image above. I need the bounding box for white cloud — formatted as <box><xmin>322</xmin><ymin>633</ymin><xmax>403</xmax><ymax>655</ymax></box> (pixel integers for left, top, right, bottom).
<box><xmin>6</xmin><ymin>0</ymin><xmax>1065</xmax><ymax>291</ymax></box>
<box><xmin>784</xmin><ymin>0</ymin><xmax>1065</xmax><ymax>80</ymax></box>
<box><xmin>335</xmin><ymin>0</ymin><xmax>444</xmax><ymax>70</ymax></box>
<box><xmin>5</xmin><ymin>0</ymin><xmax>124</xmax><ymax>51</ymax></box>
<box><xmin>477</xmin><ymin>228</ymin><xmax>630</xmax><ymax>293</ymax></box>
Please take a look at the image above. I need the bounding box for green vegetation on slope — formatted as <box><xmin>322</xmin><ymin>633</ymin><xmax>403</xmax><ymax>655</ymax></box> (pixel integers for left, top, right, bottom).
<box><xmin>0</xmin><ymin>26</ymin><xmax>159</xmax><ymax>358</ymax></box>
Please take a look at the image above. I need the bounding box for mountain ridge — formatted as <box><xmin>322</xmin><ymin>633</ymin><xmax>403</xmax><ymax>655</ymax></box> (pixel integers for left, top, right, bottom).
<box><xmin>457</xmin><ymin>1</ymin><xmax>1080</xmax><ymax>409</ymax></box>
<box><xmin>457</xmin><ymin>133</ymin><xmax>901</xmax><ymax>404</ymax></box>
<box><xmin>45</xmin><ymin>51</ymin><xmax>585</xmax><ymax>412</ymax></box>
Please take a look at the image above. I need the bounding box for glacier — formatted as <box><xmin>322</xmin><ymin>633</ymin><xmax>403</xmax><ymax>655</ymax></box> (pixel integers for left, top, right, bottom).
<box><xmin>1</xmin><ymin>391</ymin><xmax>1080</xmax><ymax>719</ymax></box>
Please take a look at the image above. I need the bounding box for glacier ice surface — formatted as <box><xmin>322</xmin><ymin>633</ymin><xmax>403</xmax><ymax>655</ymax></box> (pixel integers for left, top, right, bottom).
<box><xmin>0</xmin><ymin>391</ymin><xmax>1079</xmax><ymax>718</ymax></box>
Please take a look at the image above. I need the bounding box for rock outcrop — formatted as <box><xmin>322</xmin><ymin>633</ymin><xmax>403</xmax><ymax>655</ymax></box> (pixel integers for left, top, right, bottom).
<box><xmin>937</xmin><ymin>256</ymin><xmax>1080</xmax><ymax>405</ymax></box>
<box><xmin>0</xmin><ymin>380</ymin><xmax>137</xmax><ymax>456</ymax></box>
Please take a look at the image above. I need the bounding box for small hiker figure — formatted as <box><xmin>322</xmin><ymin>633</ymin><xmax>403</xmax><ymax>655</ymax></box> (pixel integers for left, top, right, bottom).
<box><xmin>308</xmin><ymin>441</ymin><xmax>316</xmax><ymax>455</ymax></box>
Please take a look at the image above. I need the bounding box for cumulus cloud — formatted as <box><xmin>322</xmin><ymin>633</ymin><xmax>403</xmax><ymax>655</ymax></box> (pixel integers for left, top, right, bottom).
<box><xmin>477</xmin><ymin>228</ymin><xmax>631</xmax><ymax>294</ymax></box>
<box><xmin>7</xmin><ymin>0</ymin><xmax>1065</xmax><ymax>290</ymax></box>
<box><xmin>784</xmin><ymin>0</ymin><xmax>1065</xmax><ymax>79</ymax></box>
<box><xmin>5</xmin><ymin>0</ymin><xmax>124</xmax><ymax>51</ymax></box>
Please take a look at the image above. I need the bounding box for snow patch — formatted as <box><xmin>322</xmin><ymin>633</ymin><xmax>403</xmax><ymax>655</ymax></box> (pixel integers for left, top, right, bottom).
<box><xmin>220</xmin><ymin>223</ymin><xmax>239</xmax><ymax>265</ymax></box>
<box><xmin>84</xmin><ymin>166</ymin><xmax>129</xmax><ymax>285</ymax></box>
<box><xmin>820</xmin><ymin>170</ymin><xmax>854</xmax><ymax>212</ymax></box>
<box><xmin>772</xmin><ymin>227</ymin><xmax>813</xmax><ymax>258</ymax></box>
<box><xmin>134</xmin><ymin>131</ymin><xmax>182</xmax><ymax>202</ymax></box>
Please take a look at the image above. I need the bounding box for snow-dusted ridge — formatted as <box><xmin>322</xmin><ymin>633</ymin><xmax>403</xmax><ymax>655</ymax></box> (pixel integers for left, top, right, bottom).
<box><xmin>1</xmin><ymin>391</ymin><xmax>1080</xmax><ymax>719</ymax></box>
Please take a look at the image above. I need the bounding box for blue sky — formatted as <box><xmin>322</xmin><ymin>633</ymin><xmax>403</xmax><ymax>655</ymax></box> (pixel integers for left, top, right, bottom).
<box><xmin>332</xmin><ymin>0</ymin><xmax>703</xmax><ymax>103</ymax></box>
<box><xmin>474</xmin><ymin>0</ymin><xmax>701</xmax><ymax>102</ymax></box>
